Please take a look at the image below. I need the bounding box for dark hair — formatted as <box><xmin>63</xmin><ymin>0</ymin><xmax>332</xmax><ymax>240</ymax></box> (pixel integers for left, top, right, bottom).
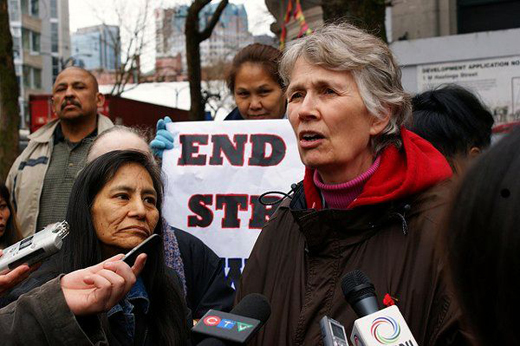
<box><xmin>0</xmin><ymin>182</ymin><xmax>22</xmax><ymax>248</ymax></box>
<box><xmin>227</xmin><ymin>43</ymin><xmax>283</xmax><ymax>94</ymax></box>
<box><xmin>64</xmin><ymin>150</ymin><xmax>187</xmax><ymax>345</ymax></box>
<box><xmin>442</xmin><ymin>127</ymin><xmax>520</xmax><ymax>345</ymax></box>
<box><xmin>410</xmin><ymin>85</ymin><xmax>494</xmax><ymax>166</ymax></box>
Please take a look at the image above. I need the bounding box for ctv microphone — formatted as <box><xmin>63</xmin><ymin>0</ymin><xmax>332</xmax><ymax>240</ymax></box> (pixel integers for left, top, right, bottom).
<box><xmin>342</xmin><ymin>270</ymin><xmax>418</xmax><ymax>346</ymax></box>
<box><xmin>192</xmin><ymin>293</ymin><xmax>271</xmax><ymax>345</ymax></box>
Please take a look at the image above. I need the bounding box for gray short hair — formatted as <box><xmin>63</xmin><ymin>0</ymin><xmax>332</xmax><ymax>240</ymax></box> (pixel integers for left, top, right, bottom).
<box><xmin>280</xmin><ymin>23</ymin><xmax>411</xmax><ymax>155</ymax></box>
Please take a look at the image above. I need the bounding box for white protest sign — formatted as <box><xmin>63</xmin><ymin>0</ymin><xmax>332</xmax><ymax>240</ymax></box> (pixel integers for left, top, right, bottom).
<box><xmin>162</xmin><ymin>120</ymin><xmax>304</xmax><ymax>282</ymax></box>
<box><xmin>417</xmin><ymin>55</ymin><xmax>520</xmax><ymax>125</ymax></box>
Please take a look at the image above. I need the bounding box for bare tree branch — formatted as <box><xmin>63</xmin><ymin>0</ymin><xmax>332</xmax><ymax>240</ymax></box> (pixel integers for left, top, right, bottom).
<box><xmin>186</xmin><ymin>0</ymin><xmax>229</xmax><ymax>120</ymax></box>
<box><xmin>200</xmin><ymin>0</ymin><xmax>229</xmax><ymax>41</ymax></box>
<box><xmin>86</xmin><ymin>0</ymin><xmax>154</xmax><ymax>96</ymax></box>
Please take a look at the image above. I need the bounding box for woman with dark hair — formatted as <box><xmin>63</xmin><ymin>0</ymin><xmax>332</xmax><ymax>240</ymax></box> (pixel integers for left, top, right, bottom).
<box><xmin>443</xmin><ymin>127</ymin><xmax>520</xmax><ymax>345</ymax></box>
<box><xmin>0</xmin><ymin>183</ymin><xmax>22</xmax><ymax>249</ymax></box>
<box><xmin>150</xmin><ymin>43</ymin><xmax>287</xmax><ymax>155</ymax></box>
<box><xmin>224</xmin><ymin>43</ymin><xmax>286</xmax><ymax>120</ymax></box>
<box><xmin>2</xmin><ymin>150</ymin><xmax>188</xmax><ymax>345</ymax></box>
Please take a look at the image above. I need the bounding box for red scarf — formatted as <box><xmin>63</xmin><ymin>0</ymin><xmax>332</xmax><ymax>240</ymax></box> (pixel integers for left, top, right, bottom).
<box><xmin>303</xmin><ymin>129</ymin><xmax>452</xmax><ymax>210</ymax></box>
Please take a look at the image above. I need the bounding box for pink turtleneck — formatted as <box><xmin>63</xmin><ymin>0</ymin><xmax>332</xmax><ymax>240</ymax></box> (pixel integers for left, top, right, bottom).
<box><xmin>313</xmin><ymin>156</ymin><xmax>381</xmax><ymax>209</ymax></box>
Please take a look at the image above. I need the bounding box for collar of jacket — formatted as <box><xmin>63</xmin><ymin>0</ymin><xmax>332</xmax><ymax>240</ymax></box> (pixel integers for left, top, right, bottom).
<box><xmin>107</xmin><ymin>276</ymin><xmax>150</xmax><ymax>318</ymax></box>
<box><xmin>288</xmin><ymin>197</ymin><xmax>413</xmax><ymax>253</ymax></box>
<box><xmin>224</xmin><ymin>107</ymin><xmax>244</xmax><ymax>120</ymax></box>
<box><xmin>301</xmin><ymin>128</ymin><xmax>452</xmax><ymax>211</ymax></box>
<box><xmin>28</xmin><ymin>114</ymin><xmax>114</xmax><ymax>143</ymax></box>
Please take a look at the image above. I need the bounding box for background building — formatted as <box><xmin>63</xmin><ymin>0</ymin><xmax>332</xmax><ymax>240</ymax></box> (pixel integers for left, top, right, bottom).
<box><xmin>265</xmin><ymin>0</ymin><xmax>520</xmax><ymax>42</ymax></box>
<box><xmin>155</xmin><ymin>3</ymin><xmax>253</xmax><ymax>80</ymax></box>
<box><xmin>265</xmin><ymin>0</ymin><xmax>520</xmax><ymax>126</ymax></box>
<box><xmin>8</xmin><ymin>0</ymin><xmax>71</xmax><ymax>128</ymax></box>
<box><xmin>71</xmin><ymin>24</ymin><xmax>120</xmax><ymax>71</ymax></box>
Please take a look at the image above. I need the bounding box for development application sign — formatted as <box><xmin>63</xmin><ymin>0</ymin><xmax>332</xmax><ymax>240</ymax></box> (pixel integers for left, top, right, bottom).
<box><xmin>417</xmin><ymin>55</ymin><xmax>520</xmax><ymax>125</ymax></box>
<box><xmin>162</xmin><ymin>120</ymin><xmax>304</xmax><ymax>287</ymax></box>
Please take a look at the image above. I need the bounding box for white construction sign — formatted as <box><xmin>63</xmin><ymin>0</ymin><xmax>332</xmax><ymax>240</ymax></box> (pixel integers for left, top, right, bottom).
<box><xmin>417</xmin><ymin>55</ymin><xmax>520</xmax><ymax>125</ymax></box>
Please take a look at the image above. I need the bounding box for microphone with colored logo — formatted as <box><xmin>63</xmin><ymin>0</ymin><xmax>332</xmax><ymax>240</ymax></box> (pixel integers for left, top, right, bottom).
<box><xmin>192</xmin><ymin>293</ymin><xmax>271</xmax><ymax>345</ymax></box>
<box><xmin>343</xmin><ymin>270</ymin><xmax>418</xmax><ymax>346</ymax></box>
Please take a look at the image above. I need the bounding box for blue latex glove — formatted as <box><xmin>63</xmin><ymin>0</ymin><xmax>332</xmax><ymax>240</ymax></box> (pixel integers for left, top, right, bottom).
<box><xmin>150</xmin><ymin>116</ymin><xmax>174</xmax><ymax>158</ymax></box>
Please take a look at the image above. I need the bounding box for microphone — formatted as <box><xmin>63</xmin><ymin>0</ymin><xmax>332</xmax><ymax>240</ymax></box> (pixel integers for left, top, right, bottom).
<box><xmin>193</xmin><ymin>293</ymin><xmax>271</xmax><ymax>345</ymax></box>
<box><xmin>342</xmin><ymin>270</ymin><xmax>418</xmax><ymax>346</ymax></box>
<box><xmin>196</xmin><ymin>338</ymin><xmax>226</xmax><ymax>346</ymax></box>
<box><xmin>342</xmin><ymin>270</ymin><xmax>379</xmax><ymax>317</ymax></box>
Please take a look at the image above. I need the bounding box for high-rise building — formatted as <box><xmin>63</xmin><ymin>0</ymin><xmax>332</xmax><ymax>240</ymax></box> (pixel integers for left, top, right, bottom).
<box><xmin>8</xmin><ymin>0</ymin><xmax>71</xmax><ymax>128</ymax></box>
<box><xmin>155</xmin><ymin>3</ymin><xmax>253</xmax><ymax>78</ymax></box>
<box><xmin>71</xmin><ymin>25</ymin><xmax>121</xmax><ymax>71</ymax></box>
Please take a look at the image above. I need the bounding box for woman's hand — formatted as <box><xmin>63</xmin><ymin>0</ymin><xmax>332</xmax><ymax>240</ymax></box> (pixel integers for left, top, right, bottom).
<box><xmin>0</xmin><ymin>250</ymin><xmax>33</xmax><ymax>296</ymax></box>
<box><xmin>150</xmin><ymin>116</ymin><xmax>174</xmax><ymax>158</ymax></box>
<box><xmin>61</xmin><ymin>253</ymin><xmax>147</xmax><ymax>316</ymax></box>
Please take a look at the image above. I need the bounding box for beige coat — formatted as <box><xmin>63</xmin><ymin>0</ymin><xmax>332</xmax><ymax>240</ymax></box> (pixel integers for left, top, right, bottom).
<box><xmin>6</xmin><ymin>115</ymin><xmax>113</xmax><ymax>237</ymax></box>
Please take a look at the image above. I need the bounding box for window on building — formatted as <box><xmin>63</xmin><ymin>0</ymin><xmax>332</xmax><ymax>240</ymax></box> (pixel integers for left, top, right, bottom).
<box><xmin>31</xmin><ymin>31</ymin><xmax>40</xmax><ymax>53</ymax></box>
<box><xmin>8</xmin><ymin>0</ymin><xmax>20</xmax><ymax>21</ymax></box>
<box><xmin>15</xmin><ymin>65</ymin><xmax>22</xmax><ymax>91</ymax></box>
<box><xmin>23</xmin><ymin>102</ymin><xmax>29</xmax><ymax>127</ymax></box>
<box><xmin>21</xmin><ymin>65</ymin><xmax>41</xmax><ymax>89</ymax></box>
<box><xmin>30</xmin><ymin>0</ymin><xmax>38</xmax><ymax>16</ymax></box>
<box><xmin>50</xmin><ymin>0</ymin><xmax>57</xmax><ymax>18</ymax></box>
<box><xmin>458</xmin><ymin>0</ymin><xmax>520</xmax><ymax>33</ymax></box>
<box><xmin>21</xmin><ymin>0</ymin><xmax>28</xmax><ymax>15</ymax></box>
<box><xmin>52</xmin><ymin>57</ymin><xmax>60</xmax><ymax>82</ymax></box>
<box><xmin>33</xmin><ymin>68</ymin><xmax>42</xmax><ymax>89</ymax></box>
<box><xmin>22</xmin><ymin>28</ymin><xmax>30</xmax><ymax>51</ymax></box>
<box><xmin>12</xmin><ymin>36</ymin><xmax>21</xmax><ymax>59</ymax></box>
<box><xmin>51</xmin><ymin>22</ymin><xmax>59</xmax><ymax>53</ymax></box>
<box><xmin>22</xmin><ymin>28</ymin><xmax>40</xmax><ymax>53</ymax></box>
<box><xmin>22</xmin><ymin>65</ymin><xmax>31</xmax><ymax>88</ymax></box>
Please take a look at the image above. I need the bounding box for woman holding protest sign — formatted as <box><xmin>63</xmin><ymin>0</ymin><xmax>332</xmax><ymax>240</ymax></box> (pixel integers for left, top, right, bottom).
<box><xmin>235</xmin><ymin>23</ymin><xmax>470</xmax><ymax>346</ymax></box>
<box><xmin>150</xmin><ymin>43</ymin><xmax>287</xmax><ymax>155</ymax></box>
<box><xmin>224</xmin><ymin>43</ymin><xmax>286</xmax><ymax>121</ymax></box>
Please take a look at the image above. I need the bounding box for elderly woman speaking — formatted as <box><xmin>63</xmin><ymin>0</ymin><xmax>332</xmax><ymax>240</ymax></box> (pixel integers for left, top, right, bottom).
<box><xmin>236</xmin><ymin>23</ymin><xmax>468</xmax><ymax>346</ymax></box>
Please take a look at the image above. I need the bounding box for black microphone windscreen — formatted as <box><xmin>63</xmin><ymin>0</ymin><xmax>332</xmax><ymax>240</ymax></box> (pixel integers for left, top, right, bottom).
<box><xmin>341</xmin><ymin>270</ymin><xmax>376</xmax><ymax>305</ymax></box>
<box><xmin>231</xmin><ymin>293</ymin><xmax>271</xmax><ymax>324</ymax></box>
<box><xmin>197</xmin><ymin>338</ymin><xmax>227</xmax><ymax>346</ymax></box>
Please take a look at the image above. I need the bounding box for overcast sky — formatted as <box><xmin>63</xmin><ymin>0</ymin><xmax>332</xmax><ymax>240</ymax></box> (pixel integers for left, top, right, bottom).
<box><xmin>69</xmin><ymin>0</ymin><xmax>274</xmax><ymax>35</ymax></box>
<box><xmin>68</xmin><ymin>0</ymin><xmax>274</xmax><ymax>71</ymax></box>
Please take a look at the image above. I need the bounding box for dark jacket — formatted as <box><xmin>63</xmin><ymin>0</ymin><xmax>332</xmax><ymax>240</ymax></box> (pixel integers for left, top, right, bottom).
<box><xmin>1</xmin><ymin>252</ymin><xmax>187</xmax><ymax>345</ymax></box>
<box><xmin>175</xmin><ymin>228</ymin><xmax>235</xmax><ymax>318</ymax></box>
<box><xmin>236</xmin><ymin>130</ymin><xmax>470</xmax><ymax>346</ymax></box>
<box><xmin>0</xmin><ymin>276</ymin><xmax>108</xmax><ymax>345</ymax></box>
<box><xmin>223</xmin><ymin>107</ymin><xmax>244</xmax><ymax>121</ymax></box>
